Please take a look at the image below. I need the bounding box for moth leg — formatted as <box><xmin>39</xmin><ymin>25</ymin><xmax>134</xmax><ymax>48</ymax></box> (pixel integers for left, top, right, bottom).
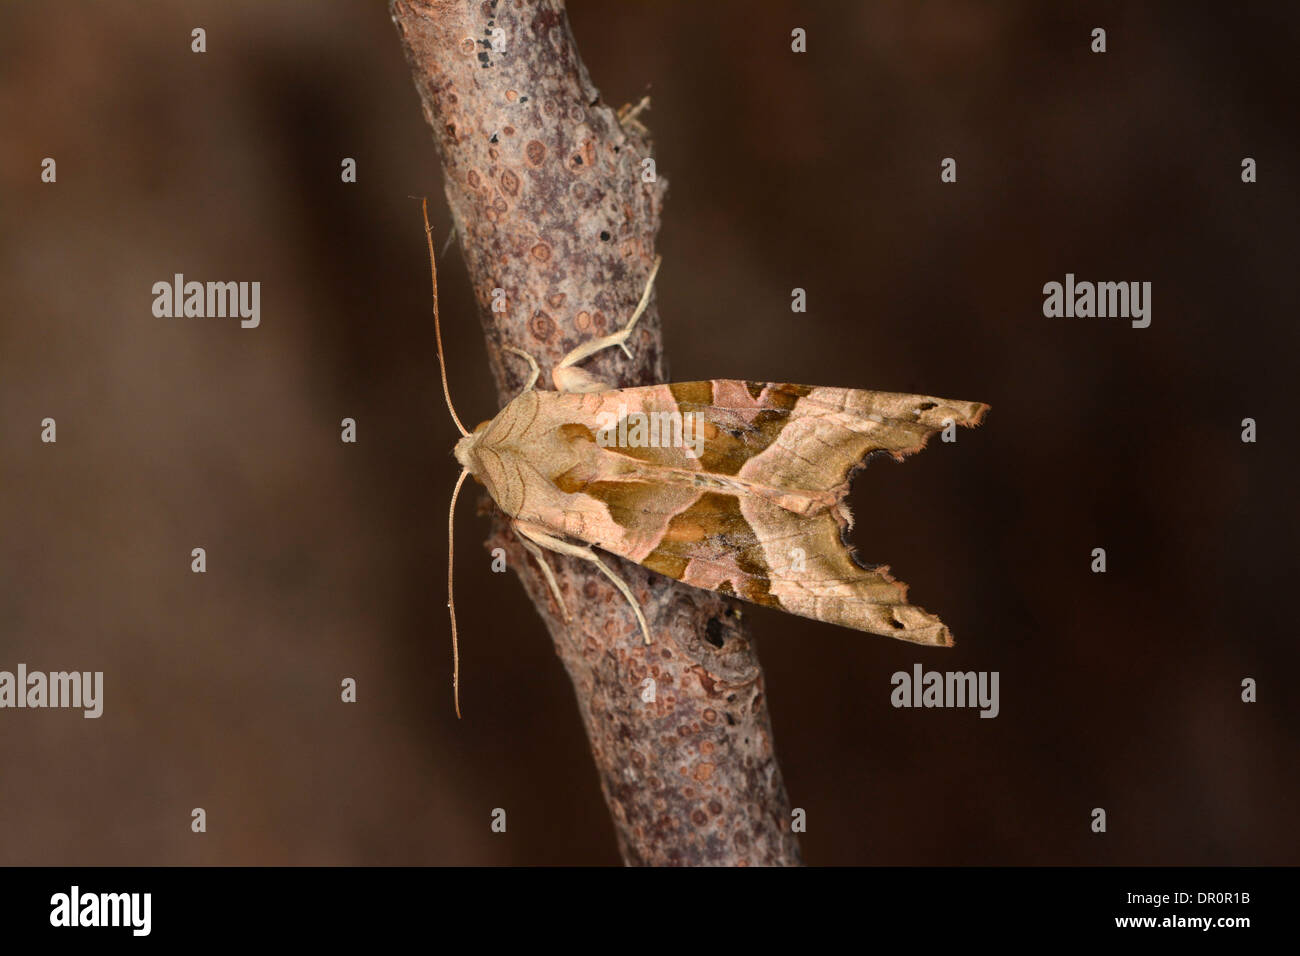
<box><xmin>515</xmin><ymin>528</ymin><xmax>570</xmax><ymax>622</ymax></box>
<box><xmin>513</xmin><ymin>522</ymin><xmax>653</xmax><ymax>646</ymax></box>
<box><xmin>502</xmin><ymin>345</ymin><xmax>541</xmax><ymax>393</ymax></box>
<box><xmin>552</xmin><ymin>256</ymin><xmax>662</xmax><ymax>393</ymax></box>
<box><xmin>617</xmin><ymin>95</ymin><xmax>651</xmax><ymax>137</ymax></box>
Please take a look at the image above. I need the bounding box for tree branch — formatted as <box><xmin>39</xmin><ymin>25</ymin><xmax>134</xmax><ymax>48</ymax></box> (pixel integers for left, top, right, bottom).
<box><xmin>391</xmin><ymin>0</ymin><xmax>801</xmax><ymax>866</ymax></box>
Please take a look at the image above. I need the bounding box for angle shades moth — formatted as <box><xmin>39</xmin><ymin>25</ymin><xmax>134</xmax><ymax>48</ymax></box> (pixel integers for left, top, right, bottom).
<box><xmin>423</xmin><ymin>202</ymin><xmax>988</xmax><ymax>716</ymax></box>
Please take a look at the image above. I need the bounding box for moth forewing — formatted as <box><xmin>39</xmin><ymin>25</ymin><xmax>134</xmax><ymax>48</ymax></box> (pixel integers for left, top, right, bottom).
<box><xmin>458</xmin><ymin>379</ymin><xmax>986</xmax><ymax>646</ymax></box>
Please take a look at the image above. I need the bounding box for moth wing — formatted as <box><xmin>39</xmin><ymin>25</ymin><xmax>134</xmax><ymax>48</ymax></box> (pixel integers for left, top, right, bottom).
<box><xmin>631</xmin><ymin>489</ymin><xmax>956</xmax><ymax>644</ymax></box>
<box><xmin>666</xmin><ymin>380</ymin><xmax>988</xmax><ymax>495</ymax></box>
<box><xmin>575</xmin><ymin>381</ymin><xmax>986</xmax><ymax>645</ymax></box>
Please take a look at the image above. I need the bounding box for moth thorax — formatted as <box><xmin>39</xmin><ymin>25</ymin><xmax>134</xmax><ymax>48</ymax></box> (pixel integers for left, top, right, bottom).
<box><xmin>452</xmin><ymin>431</ymin><xmax>518</xmax><ymax>514</ymax></box>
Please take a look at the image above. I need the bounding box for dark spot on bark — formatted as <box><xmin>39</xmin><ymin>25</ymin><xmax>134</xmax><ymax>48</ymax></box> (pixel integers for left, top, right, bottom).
<box><xmin>520</xmin><ymin>96</ymin><xmax>528</xmax><ymax>102</ymax></box>
<box><xmin>613</xmin><ymin>145</ymin><xmax>621</xmax><ymax>152</ymax></box>
<box><xmin>890</xmin><ymin>616</ymin><xmax>905</xmax><ymax>629</ymax></box>
<box><xmin>725</xmin><ymin>713</ymin><xmax>736</xmax><ymax>726</ymax></box>
<box><xmin>525</xmin><ymin>140</ymin><xmax>546</xmax><ymax>166</ymax></box>
<box><xmin>752</xmin><ymin>693</ymin><xmax>764</xmax><ymax>713</ymax></box>
<box><xmin>919</xmin><ymin>401</ymin><xmax>937</xmax><ymax>410</ymax></box>
<box><xmin>705</xmin><ymin>617</ymin><xmax>724</xmax><ymax>647</ymax></box>
<box><xmin>489</xmin><ymin>132</ymin><xmax>499</xmax><ymax>144</ymax></box>
<box><xmin>726</xmin><ymin>694</ymin><xmax>736</xmax><ymax>702</ymax></box>
<box><xmin>599</xmin><ymin>230</ymin><xmax>611</xmax><ymax>241</ymax></box>
<box><xmin>533</xmin><ymin>6</ymin><xmax>560</xmax><ymax>33</ymax></box>
<box><xmin>692</xmin><ymin>666</ymin><xmax>716</xmax><ymax>695</ymax></box>
<box><xmin>529</xmin><ymin>310</ymin><xmax>556</xmax><ymax>342</ymax></box>
<box><xmin>477</xmin><ymin>52</ymin><xmax>489</xmax><ymax>67</ymax></box>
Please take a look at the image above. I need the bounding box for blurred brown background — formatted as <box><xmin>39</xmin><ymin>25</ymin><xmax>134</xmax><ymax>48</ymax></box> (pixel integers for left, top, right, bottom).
<box><xmin>1</xmin><ymin>1</ymin><xmax>1296</xmax><ymax>865</ymax></box>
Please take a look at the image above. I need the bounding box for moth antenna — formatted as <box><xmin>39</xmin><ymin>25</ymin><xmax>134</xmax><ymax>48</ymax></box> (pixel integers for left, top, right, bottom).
<box><xmin>422</xmin><ymin>198</ymin><xmax>470</xmax><ymax>438</ymax></box>
<box><xmin>448</xmin><ymin>467</ymin><xmax>470</xmax><ymax>718</ymax></box>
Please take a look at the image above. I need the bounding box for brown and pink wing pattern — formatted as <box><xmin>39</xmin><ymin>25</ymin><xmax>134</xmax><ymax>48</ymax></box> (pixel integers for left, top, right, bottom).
<box><xmin>527</xmin><ymin>381</ymin><xmax>987</xmax><ymax>645</ymax></box>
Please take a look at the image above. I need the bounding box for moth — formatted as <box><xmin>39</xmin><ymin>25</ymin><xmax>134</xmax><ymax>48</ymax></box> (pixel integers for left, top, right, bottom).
<box><xmin>423</xmin><ymin>203</ymin><xmax>988</xmax><ymax>716</ymax></box>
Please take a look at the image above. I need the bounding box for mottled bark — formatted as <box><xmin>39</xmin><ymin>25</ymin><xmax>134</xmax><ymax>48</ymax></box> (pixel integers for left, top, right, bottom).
<box><xmin>391</xmin><ymin>0</ymin><xmax>801</xmax><ymax>866</ymax></box>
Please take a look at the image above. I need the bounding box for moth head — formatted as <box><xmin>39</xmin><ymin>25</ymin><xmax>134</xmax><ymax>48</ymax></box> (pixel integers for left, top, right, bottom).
<box><xmin>457</xmin><ymin>431</ymin><xmax>478</xmax><ymax>468</ymax></box>
<box><xmin>452</xmin><ymin>420</ymin><xmax>491</xmax><ymax>477</ymax></box>
<box><xmin>453</xmin><ymin>432</ymin><xmax>476</xmax><ymax>472</ymax></box>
